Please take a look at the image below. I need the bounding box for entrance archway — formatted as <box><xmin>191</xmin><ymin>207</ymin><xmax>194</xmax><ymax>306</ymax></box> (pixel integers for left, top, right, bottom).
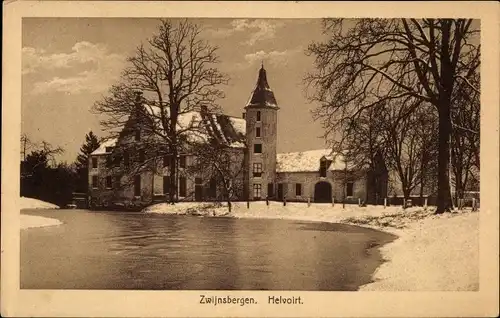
<box><xmin>314</xmin><ymin>181</ymin><xmax>332</xmax><ymax>203</ymax></box>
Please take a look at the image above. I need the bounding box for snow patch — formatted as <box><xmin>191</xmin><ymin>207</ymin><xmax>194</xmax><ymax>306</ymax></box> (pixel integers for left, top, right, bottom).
<box><xmin>21</xmin><ymin>215</ymin><xmax>62</xmax><ymax>230</ymax></box>
<box><xmin>91</xmin><ymin>138</ymin><xmax>118</xmax><ymax>155</ymax></box>
<box><xmin>20</xmin><ymin>197</ymin><xmax>60</xmax><ymax>210</ymax></box>
<box><xmin>145</xmin><ymin>201</ymin><xmax>414</xmax><ymax>224</ymax></box>
<box><xmin>360</xmin><ymin>211</ymin><xmax>479</xmax><ymax>291</ymax></box>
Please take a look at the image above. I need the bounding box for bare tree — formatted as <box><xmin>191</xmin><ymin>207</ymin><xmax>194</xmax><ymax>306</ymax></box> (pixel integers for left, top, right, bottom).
<box><xmin>378</xmin><ymin>99</ymin><xmax>437</xmax><ymax>200</ymax></box>
<box><xmin>450</xmin><ymin>69</ymin><xmax>480</xmax><ymax>202</ymax></box>
<box><xmin>94</xmin><ymin>19</ymin><xmax>228</xmax><ymax>203</ymax></box>
<box><xmin>188</xmin><ymin>141</ymin><xmax>246</xmax><ymax>213</ymax></box>
<box><xmin>306</xmin><ymin>18</ymin><xmax>480</xmax><ymax>213</ymax></box>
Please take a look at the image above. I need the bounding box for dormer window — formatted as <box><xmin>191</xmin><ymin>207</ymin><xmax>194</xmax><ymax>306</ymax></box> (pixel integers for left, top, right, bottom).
<box><xmin>105</xmin><ymin>146</ymin><xmax>114</xmax><ymax>153</ymax></box>
<box><xmin>320</xmin><ymin>160</ymin><xmax>328</xmax><ymax>177</ymax></box>
<box><xmin>256</xmin><ymin>111</ymin><xmax>261</xmax><ymax>122</ymax></box>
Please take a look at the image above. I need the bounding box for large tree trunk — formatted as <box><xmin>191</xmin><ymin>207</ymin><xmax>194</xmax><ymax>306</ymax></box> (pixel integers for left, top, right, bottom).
<box><xmin>168</xmin><ymin>144</ymin><xmax>178</xmax><ymax>204</ymax></box>
<box><xmin>436</xmin><ymin>101</ymin><xmax>453</xmax><ymax>213</ymax></box>
<box><xmin>435</xmin><ymin>20</ymin><xmax>454</xmax><ymax>214</ymax></box>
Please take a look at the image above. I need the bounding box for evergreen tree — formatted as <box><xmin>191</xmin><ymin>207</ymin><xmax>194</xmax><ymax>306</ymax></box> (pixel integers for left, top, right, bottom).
<box><xmin>76</xmin><ymin>131</ymin><xmax>100</xmax><ymax>169</ymax></box>
<box><xmin>75</xmin><ymin>131</ymin><xmax>100</xmax><ymax>192</ymax></box>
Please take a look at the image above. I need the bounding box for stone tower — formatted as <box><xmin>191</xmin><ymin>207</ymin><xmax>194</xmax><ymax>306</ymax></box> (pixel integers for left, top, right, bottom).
<box><xmin>244</xmin><ymin>64</ymin><xmax>279</xmax><ymax>200</ymax></box>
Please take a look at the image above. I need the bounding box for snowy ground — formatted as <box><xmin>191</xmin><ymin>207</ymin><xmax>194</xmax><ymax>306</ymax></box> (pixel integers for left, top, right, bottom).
<box><xmin>20</xmin><ymin>197</ymin><xmax>62</xmax><ymax>230</ymax></box>
<box><xmin>20</xmin><ymin>196</ymin><xmax>60</xmax><ymax>210</ymax></box>
<box><xmin>145</xmin><ymin>201</ymin><xmax>479</xmax><ymax>291</ymax></box>
<box><xmin>360</xmin><ymin>210</ymin><xmax>478</xmax><ymax>291</ymax></box>
<box><xmin>20</xmin><ymin>214</ymin><xmax>63</xmax><ymax>230</ymax></box>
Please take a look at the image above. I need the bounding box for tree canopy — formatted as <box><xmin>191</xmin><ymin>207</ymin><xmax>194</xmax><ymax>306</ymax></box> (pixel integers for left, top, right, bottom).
<box><xmin>306</xmin><ymin>18</ymin><xmax>480</xmax><ymax>213</ymax></box>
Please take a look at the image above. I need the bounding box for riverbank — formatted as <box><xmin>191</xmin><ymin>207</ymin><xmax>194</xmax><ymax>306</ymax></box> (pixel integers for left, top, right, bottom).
<box><xmin>359</xmin><ymin>210</ymin><xmax>479</xmax><ymax>291</ymax></box>
<box><xmin>21</xmin><ymin>197</ymin><xmax>62</xmax><ymax>229</ymax></box>
<box><xmin>144</xmin><ymin>201</ymin><xmax>479</xmax><ymax>291</ymax></box>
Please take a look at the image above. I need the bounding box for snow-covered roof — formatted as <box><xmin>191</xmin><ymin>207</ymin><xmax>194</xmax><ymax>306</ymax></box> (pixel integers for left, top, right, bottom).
<box><xmin>94</xmin><ymin>107</ymin><xmax>246</xmax><ymax>154</ymax></box>
<box><xmin>276</xmin><ymin>149</ymin><xmax>349</xmax><ymax>173</ymax></box>
<box><xmin>91</xmin><ymin>138</ymin><xmax>118</xmax><ymax>155</ymax></box>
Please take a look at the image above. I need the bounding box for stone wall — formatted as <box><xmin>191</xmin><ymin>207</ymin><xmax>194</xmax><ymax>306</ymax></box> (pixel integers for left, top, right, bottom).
<box><xmin>276</xmin><ymin>170</ymin><xmax>368</xmax><ymax>203</ymax></box>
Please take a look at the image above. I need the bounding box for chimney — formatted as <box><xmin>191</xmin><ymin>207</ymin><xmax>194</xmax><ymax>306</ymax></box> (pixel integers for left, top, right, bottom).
<box><xmin>200</xmin><ymin>105</ymin><xmax>208</xmax><ymax>114</ymax></box>
<box><xmin>134</xmin><ymin>91</ymin><xmax>143</xmax><ymax>121</ymax></box>
<box><xmin>134</xmin><ymin>91</ymin><xmax>143</xmax><ymax>102</ymax></box>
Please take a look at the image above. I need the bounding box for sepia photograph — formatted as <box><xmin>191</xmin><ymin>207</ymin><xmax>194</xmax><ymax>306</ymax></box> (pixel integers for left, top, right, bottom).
<box><xmin>2</xmin><ymin>1</ymin><xmax>499</xmax><ymax>317</ymax></box>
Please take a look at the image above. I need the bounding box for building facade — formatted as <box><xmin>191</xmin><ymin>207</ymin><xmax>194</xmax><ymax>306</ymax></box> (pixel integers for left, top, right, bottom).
<box><xmin>89</xmin><ymin>65</ymin><xmax>387</xmax><ymax>208</ymax></box>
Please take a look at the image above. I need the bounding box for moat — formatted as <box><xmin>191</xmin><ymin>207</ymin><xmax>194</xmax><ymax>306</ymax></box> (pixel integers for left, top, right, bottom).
<box><xmin>21</xmin><ymin>208</ymin><xmax>396</xmax><ymax>290</ymax></box>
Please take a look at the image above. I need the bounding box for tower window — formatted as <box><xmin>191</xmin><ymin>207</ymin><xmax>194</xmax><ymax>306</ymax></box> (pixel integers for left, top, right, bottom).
<box><xmin>91</xmin><ymin>157</ymin><xmax>98</xmax><ymax>169</ymax></box>
<box><xmin>253</xmin><ymin>163</ymin><xmax>263</xmax><ymax>177</ymax></box>
<box><xmin>253</xmin><ymin>184</ymin><xmax>262</xmax><ymax>199</ymax></box>
<box><xmin>256</xmin><ymin>111</ymin><xmax>261</xmax><ymax>122</ymax></box>
<box><xmin>256</xmin><ymin>127</ymin><xmax>261</xmax><ymax>138</ymax></box>
<box><xmin>254</xmin><ymin>144</ymin><xmax>262</xmax><ymax>154</ymax></box>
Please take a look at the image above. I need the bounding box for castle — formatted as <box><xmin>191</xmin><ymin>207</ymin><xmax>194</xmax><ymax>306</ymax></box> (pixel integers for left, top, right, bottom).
<box><xmin>88</xmin><ymin>65</ymin><xmax>388</xmax><ymax>207</ymax></box>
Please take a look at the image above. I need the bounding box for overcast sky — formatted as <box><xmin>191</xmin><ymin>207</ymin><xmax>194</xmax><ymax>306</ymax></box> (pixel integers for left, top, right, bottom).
<box><xmin>22</xmin><ymin>18</ymin><xmax>329</xmax><ymax>163</ymax></box>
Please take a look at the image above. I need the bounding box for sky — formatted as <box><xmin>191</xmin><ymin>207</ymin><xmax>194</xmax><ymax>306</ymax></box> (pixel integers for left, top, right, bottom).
<box><xmin>22</xmin><ymin>18</ymin><xmax>329</xmax><ymax>163</ymax></box>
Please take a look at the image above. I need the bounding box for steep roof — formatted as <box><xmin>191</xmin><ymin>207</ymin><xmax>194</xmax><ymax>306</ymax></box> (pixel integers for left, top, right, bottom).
<box><xmin>91</xmin><ymin>138</ymin><xmax>119</xmax><ymax>155</ymax></box>
<box><xmin>276</xmin><ymin>149</ymin><xmax>351</xmax><ymax>173</ymax></box>
<box><xmin>92</xmin><ymin>109</ymin><xmax>246</xmax><ymax>155</ymax></box>
<box><xmin>245</xmin><ymin>65</ymin><xmax>278</xmax><ymax>109</ymax></box>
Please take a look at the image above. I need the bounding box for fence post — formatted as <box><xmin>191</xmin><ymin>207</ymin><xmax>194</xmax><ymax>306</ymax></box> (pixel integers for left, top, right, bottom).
<box><xmin>358</xmin><ymin>198</ymin><xmax>361</xmax><ymax>207</ymax></box>
<box><xmin>472</xmin><ymin>198</ymin><xmax>476</xmax><ymax>211</ymax></box>
<box><xmin>332</xmin><ymin>197</ymin><xmax>335</xmax><ymax>207</ymax></box>
<box><xmin>424</xmin><ymin>197</ymin><xmax>428</xmax><ymax>210</ymax></box>
<box><xmin>307</xmin><ymin>197</ymin><xmax>311</xmax><ymax>207</ymax></box>
<box><xmin>384</xmin><ymin>198</ymin><xmax>387</xmax><ymax>209</ymax></box>
<box><xmin>266</xmin><ymin>196</ymin><xmax>269</xmax><ymax>206</ymax></box>
<box><xmin>283</xmin><ymin>197</ymin><xmax>287</xmax><ymax>206</ymax></box>
<box><xmin>247</xmin><ymin>200</ymin><xmax>250</xmax><ymax>209</ymax></box>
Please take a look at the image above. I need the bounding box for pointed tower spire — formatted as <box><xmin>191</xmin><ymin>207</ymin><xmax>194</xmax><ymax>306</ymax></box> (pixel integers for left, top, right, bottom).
<box><xmin>246</xmin><ymin>65</ymin><xmax>278</xmax><ymax>108</ymax></box>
